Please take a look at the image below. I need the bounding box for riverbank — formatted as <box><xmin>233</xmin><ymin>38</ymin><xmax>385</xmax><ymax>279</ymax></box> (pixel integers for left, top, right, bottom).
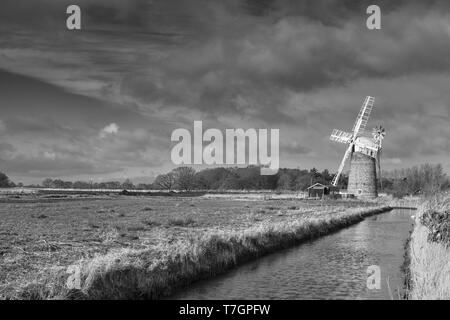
<box><xmin>1</xmin><ymin>197</ymin><xmax>384</xmax><ymax>299</ymax></box>
<box><xmin>21</xmin><ymin>205</ymin><xmax>391</xmax><ymax>300</ymax></box>
<box><xmin>408</xmin><ymin>194</ymin><xmax>450</xmax><ymax>299</ymax></box>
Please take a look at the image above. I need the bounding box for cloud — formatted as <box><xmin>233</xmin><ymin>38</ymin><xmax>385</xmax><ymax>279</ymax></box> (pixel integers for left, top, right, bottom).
<box><xmin>1</xmin><ymin>0</ymin><xmax>450</xmax><ymax>182</ymax></box>
<box><xmin>99</xmin><ymin>123</ymin><xmax>119</xmax><ymax>138</ymax></box>
<box><xmin>43</xmin><ymin>151</ymin><xmax>56</xmax><ymax>160</ymax></box>
<box><xmin>0</xmin><ymin>142</ymin><xmax>15</xmax><ymax>159</ymax></box>
<box><xmin>2</xmin><ymin>0</ymin><xmax>450</xmax><ymax>122</ymax></box>
<box><xmin>0</xmin><ymin>154</ymin><xmax>121</xmax><ymax>177</ymax></box>
<box><xmin>282</xmin><ymin>141</ymin><xmax>311</xmax><ymax>156</ymax></box>
<box><xmin>383</xmin><ymin>158</ymin><xmax>402</xmax><ymax>165</ymax></box>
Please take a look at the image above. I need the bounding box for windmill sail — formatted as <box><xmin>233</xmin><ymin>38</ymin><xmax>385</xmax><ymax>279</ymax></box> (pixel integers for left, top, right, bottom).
<box><xmin>352</xmin><ymin>96</ymin><xmax>374</xmax><ymax>137</ymax></box>
<box><xmin>330</xmin><ymin>129</ymin><xmax>353</xmax><ymax>144</ymax></box>
<box><xmin>331</xmin><ymin>143</ymin><xmax>353</xmax><ymax>186</ymax></box>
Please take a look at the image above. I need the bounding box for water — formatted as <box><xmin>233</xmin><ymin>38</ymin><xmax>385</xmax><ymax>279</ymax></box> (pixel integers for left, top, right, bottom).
<box><xmin>170</xmin><ymin>209</ymin><xmax>415</xmax><ymax>300</ymax></box>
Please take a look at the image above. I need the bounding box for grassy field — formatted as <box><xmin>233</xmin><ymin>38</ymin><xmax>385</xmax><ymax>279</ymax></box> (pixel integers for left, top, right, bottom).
<box><xmin>0</xmin><ymin>193</ymin><xmax>390</xmax><ymax>299</ymax></box>
<box><xmin>408</xmin><ymin>194</ymin><xmax>450</xmax><ymax>299</ymax></box>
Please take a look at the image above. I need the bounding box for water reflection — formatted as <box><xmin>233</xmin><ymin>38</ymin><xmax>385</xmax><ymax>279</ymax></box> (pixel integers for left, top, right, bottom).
<box><xmin>170</xmin><ymin>209</ymin><xmax>414</xmax><ymax>300</ymax></box>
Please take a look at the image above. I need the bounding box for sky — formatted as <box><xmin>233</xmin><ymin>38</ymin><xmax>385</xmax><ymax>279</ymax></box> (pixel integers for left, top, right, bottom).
<box><xmin>0</xmin><ymin>0</ymin><xmax>450</xmax><ymax>184</ymax></box>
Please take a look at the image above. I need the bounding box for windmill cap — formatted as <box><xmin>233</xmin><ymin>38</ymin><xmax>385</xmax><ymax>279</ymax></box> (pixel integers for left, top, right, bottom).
<box><xmin>355</xmin><ymin>136</ymin><xmax>379</xmax><ymax>149</ymax></box>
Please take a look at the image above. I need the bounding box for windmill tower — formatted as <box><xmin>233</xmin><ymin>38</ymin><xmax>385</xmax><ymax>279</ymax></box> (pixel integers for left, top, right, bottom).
<box><xmin>329</xmin><ymin>96</ymin><xmax>386</xmax><ymax>198</ymax></box>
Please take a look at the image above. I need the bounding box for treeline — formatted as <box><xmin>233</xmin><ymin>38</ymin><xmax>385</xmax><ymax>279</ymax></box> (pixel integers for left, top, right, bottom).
<box><xmin>34</xmin><ymin>166</ymin><xmax>347</xmax><ymax>191</ymax></box>
<box><xmin>2</xmin><ymin>163</ymin><xmax>448</xmax><ymax>197</ymax></box>
<box><xmin>381</xmin><ymin>164</ymin><xmax>450</xmax><ymax>197</ymax></box>
<box><xmin>165</xmin><ymin>166</ymin><xmax>347</xmax><ymax>191</ymax></box>
<box><xmin>39</xmin><ymin>178</ymin><xmax>150</xmax><ymax>190</ymax></box>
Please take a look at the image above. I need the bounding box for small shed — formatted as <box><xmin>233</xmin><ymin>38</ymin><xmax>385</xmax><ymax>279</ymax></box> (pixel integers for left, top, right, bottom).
<box><xmin>307</xmin><ymin>183</ymin><xmax>329</xmax><ymax>198</ymax></box>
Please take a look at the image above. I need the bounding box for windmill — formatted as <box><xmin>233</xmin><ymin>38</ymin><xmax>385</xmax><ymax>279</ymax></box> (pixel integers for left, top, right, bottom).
<box><xmin>329</xmin><ymin>96</ymin><xmax>386</xmax><ymax>198</ymax></box>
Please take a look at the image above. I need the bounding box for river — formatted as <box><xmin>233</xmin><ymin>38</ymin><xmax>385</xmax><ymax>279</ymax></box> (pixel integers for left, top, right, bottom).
<box><xmin>170</xmin><ymin>209</ymin><xmax>415</xmax><ymax>300</ymax></box>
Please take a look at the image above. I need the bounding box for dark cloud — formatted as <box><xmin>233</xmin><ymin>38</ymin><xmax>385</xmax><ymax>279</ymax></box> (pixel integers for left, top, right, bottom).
<box><xmin>1</xmin><ymin>0</ymin><xmax>450</xmax><ymax>182</ymax></box>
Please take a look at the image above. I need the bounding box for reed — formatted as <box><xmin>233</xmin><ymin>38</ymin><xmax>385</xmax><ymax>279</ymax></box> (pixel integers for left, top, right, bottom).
<box><xmin>408</xmin><ymin>194</ymin><xmax>450</xmax><ymax>299</ymax></box>
<box><xmin>23</xmin><ymin>206</ymin><xmax>391</xmax><ymax>300</ymax></box>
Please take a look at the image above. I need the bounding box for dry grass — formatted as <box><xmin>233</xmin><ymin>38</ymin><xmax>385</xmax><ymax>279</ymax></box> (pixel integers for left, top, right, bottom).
<box><xmin>408</xmin><ymin>194</ymin><xmax>450</xmax><ymax>300</ymax></box>
<box><xmin>0</xmin><ymin>193</ymin><xmax>388</xmax><ymax>299</ymax></box>
<box><xmin>22</xmin><ymin>207</ymin><xmax>390</xmax><ymax>299</ymax></box>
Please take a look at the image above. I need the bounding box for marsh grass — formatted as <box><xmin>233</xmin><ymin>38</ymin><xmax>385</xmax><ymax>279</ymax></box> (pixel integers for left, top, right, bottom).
<box><xmin>167</xmin><ymin>217</ymin><xmax>195</xmax><ymax>227</ymax></box>
<box><xmin>141</xmin><ymin>219</ymin><xmax>161</xmax><ymax>227</ymax></box>
<box><xmin>0</xmin><ymin>195</ymin><xmax>388</xmax><ymax>300</ymax></box>
<box><xmin>27</xmin><ymin>206</ymin><xmax>391</xmax><ymax>300</ymax></box>
<box><xmin>408</xmin><ymin>194</ymin><xmax>450</xmax><ymax>299</ymax></box>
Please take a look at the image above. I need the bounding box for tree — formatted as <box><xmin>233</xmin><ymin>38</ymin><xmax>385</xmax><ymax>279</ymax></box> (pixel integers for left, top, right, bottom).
<box><xmin>310</xmin><ymin>167</ymin><xmax>318</xmax><ymax>177</ymax></box>
<box><xmin>173</xmin><ymin>167</ymin><xmax>196</xmax><ymax>191</ymax></box>
<box><xmin>62</xmin><ymin>181</ymin><xmax>73</xmax><ymax>189</ymax></box>
<box><xmin>0</xmin><ymin>172</ymin><xmax>13</xmax><ymax>188</ymax></box>
<box><xmin>194</xmin><ymin>168</ymin><xmax>229</xmax><ymax>190</ymax></box>
<box><xmin>105</xmin><ymin>181</ymin><xmax>122</xmax><ymax>189</ymax></box>
<box><xmin>73</xmin><ymin>181</ymin><xmax>90</xmax><ymax>189</ymax></box>
<box><xmin>277</xmin><ymin>172</ymin><xmax>292</xmax><ymax>190</ymax></box>
<box><xmin>384</xmin><ymin>163</ymin><xmax>449</xmax><ymax>197</ymax></box>
<box><xmin>154</xmin><ymin>172</ymin><xmax>176</xmax><ymax>191</ymax></box>
<box><xmin>52</xmin><ymin>179</ymin><xmax>66</xmax><ymax>189</ymax></box>
<box><xmin>136</xmin><ymin>183</ymin><xmax>153</xmax><ymax>190</ymax></box>
<box><xmin>220</xmin><ymin>171</ymin><xmax>241</xmax><ymax>190</ymax></box>
<box><xmin>293</xmin><ymin>173</ymin><xmax>312</xmax><ymax>190</ymax></box>
<box><xmin>321</xmin><ymin>169</ymin><xmax>333</xmax><ymax>184</ymax></box>
<box><xmin>122</xmin><ymin>179</ymin><xmax>134</xmax><ymax>190</ymax></box>
<box><xmin>233</xmin><ymin>166</ymin><xmax>257</xmax><ymax>189</ymax></box>
<box><xmin>42</xmin><ymin>178</ymin><xmax>54</xmax><ymax>188</ymax></box>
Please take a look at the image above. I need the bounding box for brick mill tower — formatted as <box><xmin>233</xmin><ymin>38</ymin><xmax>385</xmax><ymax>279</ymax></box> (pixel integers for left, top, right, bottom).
<box><xmin>329</xmin><ymin>96</ymin><xmax>386</xmax><ymax>199</ymax></box>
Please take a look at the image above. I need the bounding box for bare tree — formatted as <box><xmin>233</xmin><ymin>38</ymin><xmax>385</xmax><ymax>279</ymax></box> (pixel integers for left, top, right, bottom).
<box><xmin>154</xmin><ymin>172</ymin><xmax>176</xmax><ymax>191</ymax></box>
<box><xmin>0</xmin><ymin>172</ymin><xmax>13</xmax><ymax>188</ymax></box>
<box><xmin>42</xmin><ymin>178</ymin><xmax>54</xmax><ymax>188</ymax></box>
<box><xmin>385</xmin><ymin>163</ymin><xmax>449</xmax><ymax>197</ymax></box>
<box><xmin>173</xmin><ymin>167</ymin><xmax>196</xmax><ymax>191</ymax></box>
<box><xmin>122</xmin><ymin>179</ymin><xmax>134</xmax><ymax>190</ymax></box>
